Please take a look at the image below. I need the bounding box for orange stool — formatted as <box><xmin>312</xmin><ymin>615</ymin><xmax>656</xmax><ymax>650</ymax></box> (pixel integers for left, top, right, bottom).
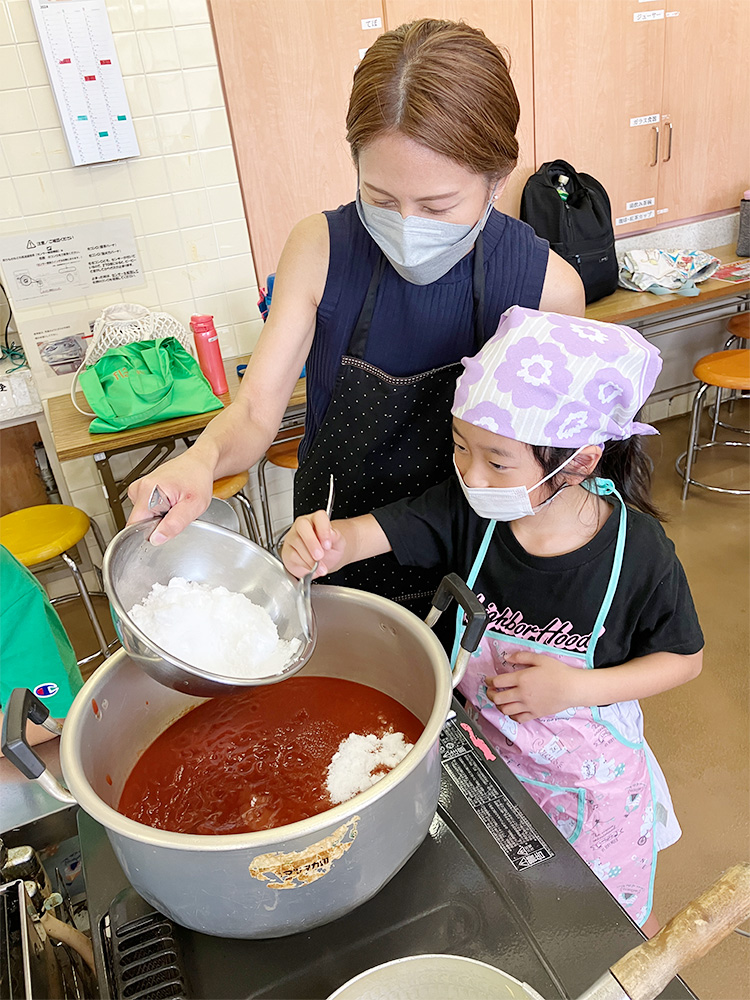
<box><xmin>0</xmin><ymin>505</ymin><xmax>114</xmax><ymax>664</ymax></box>
<box><xmin>211</xmin><ymin>471</ymin><xmax>262</xmax><ymax>543</ymax></box>
<box><xmin>257</xmin><ymin>429</ymin><xmax>304</xmax><ymax>549</ymax></box>
<box><xmin>710</xmin><ymin>312</ymin><xmax>750</xmax><ymax>437</ymax></box>
<box><xmin>724</xmin><ymin>311</ymin><xmax>750</xmax><ymax>349</ymax></box>
<box><xmin>676</xmin><ymin>349</ymin><xmax>750</xmax><ymax>500</ymax></box>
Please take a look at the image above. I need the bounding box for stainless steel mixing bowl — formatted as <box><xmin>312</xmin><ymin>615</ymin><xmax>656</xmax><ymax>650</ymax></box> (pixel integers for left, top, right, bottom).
<box><xmin>103</xmin><ymin>517</ymin><xmax>316</xmax><ymax>695</ymax></box>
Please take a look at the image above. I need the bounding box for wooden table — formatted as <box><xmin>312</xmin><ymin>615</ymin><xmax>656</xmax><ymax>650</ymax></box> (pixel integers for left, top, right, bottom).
<box><xmin>46</xmin><ymin>355</ymin><xmax>306</xmax><ymax>531</ymax></box>
<box><xmin>585</xmin><ymin>244</ymin><xmax>750</xmax><ymax>324</ymax></box>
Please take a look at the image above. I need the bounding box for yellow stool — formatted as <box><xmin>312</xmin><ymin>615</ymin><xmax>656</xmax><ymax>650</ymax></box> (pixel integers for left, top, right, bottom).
<box><xmin>211</xmin><ymin>471</ymin><xmax>262</xmax><ymax>544</ymax></box>
<box><xmin>257</xmin><ymin>429</ymin><xmax>304</xmax><ymax>549</ymax></box>
<box><xmin>676</xmin><ymin>349</ymin><xmax>750</xmax><ymax>500</ymax></box>
<box><xmin>0</xmin><ymin>505</ymin><xmax>113</xmax><ymax>665</ymax></box>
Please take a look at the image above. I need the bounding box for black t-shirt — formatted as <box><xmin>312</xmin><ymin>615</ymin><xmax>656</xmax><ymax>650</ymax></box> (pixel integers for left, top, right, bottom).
<box><xmin>373</xmin><ymin>477</ymin><xmax>704</xmax><ymax>668</ymax></box>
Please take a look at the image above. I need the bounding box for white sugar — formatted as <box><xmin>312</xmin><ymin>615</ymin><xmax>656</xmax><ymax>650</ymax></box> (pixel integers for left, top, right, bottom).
<box><xmin>128</xmin><ymin>577</ymin><xmax>300</xmax><ymax>678</ymax></box>
<box><xmin>326</xmin><ymin>732</ymin><xmax>414</xmax><ymax>805</ymax></box>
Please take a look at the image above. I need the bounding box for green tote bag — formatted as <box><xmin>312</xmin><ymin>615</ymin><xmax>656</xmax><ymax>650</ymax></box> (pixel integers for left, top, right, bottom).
<box><xmin>78</xmin><ymin>337</ymin><xmax>223</xmax><ymax>434</ymax></box>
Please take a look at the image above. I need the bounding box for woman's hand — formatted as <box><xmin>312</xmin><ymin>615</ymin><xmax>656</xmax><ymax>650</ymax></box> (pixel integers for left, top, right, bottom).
<box><xmin>127</xmin><ymin>450</ymin><xmax>217</xmax><ymax>545</ymax></box>
<box><xmin>281</xmin><ymin>512</ymin><xmax>347</xmax><ymax>579</ymax></box>
<box><xmin>486</xmin><ymin>650</ymin><xmax>586</xmax><ymax>723</ymax></box>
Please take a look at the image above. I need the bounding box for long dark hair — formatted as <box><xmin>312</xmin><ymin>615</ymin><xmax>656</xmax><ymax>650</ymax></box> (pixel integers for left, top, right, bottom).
<box><xmin>531</xmin><ymin>437</ymin><xmax>664</xmax><ymax>521</ymax></box>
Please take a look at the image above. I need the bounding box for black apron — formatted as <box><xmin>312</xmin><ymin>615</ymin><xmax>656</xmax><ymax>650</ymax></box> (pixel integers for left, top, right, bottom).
<box><xmin>294</xmin><ymin>237</ymin><xmax>487</xmax><ymax>617</ymax></box>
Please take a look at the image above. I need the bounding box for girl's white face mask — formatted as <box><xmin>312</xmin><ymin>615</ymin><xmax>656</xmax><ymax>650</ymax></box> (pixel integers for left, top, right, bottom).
<box><xmin>355</xmin><ymin>187</ymin><xmax>496</xmax><ymax>286</ymax></box>
<box><xmin>453</xmin><ymin>448</ymin><xmax>586</xmax><ymax>521</ymax></box>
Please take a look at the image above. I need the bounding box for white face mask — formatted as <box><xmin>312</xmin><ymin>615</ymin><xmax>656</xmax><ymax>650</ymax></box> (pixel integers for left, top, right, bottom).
<box><xmin>453</xmin><ymin>448</ymin><xmax>586</xmax><ymax>521</ymax></box>
<box><xmin>355</xmin><ymin>187</ymin><xmax>496</xmax><ymax>286</ymax></box>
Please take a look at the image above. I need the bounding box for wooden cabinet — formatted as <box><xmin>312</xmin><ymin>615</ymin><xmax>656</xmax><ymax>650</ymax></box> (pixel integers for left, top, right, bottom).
<box><xmin>0</xmin><ymin>423</ymin><xmax>48</xmax><ymax>516</ymax></box>
<box><xmin>532</xmin><ymin>0</ymin><xmax>749</xmax><ymax>236</ymax></box>
<box><xmin>208</xmin><ymin>0</ymin><xmax>535</xmax><ymax>285</ymax></box>
<box><xmin>208</xmin><ymin>0</ymin><xmax>385</xmax><ymax>286</ymax></box>
<box><xmin>210</xmin><ymin>0</ymin><xmax>747</xmax><ymax>283</ymax></box>
<box><xmin>659</xmin><ymin>0</ymin><xmax>749</xmax><ymax>224</ymax></box>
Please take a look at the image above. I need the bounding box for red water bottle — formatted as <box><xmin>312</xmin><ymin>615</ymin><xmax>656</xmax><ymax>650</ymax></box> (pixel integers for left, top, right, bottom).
<box><xmin>190</xmin><ymin>314</ymin><xmax>228</xmax><ymax>395</ymax></box>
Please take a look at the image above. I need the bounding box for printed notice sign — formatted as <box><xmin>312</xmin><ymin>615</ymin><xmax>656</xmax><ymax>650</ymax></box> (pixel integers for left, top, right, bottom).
<box><xmin>440</xmin><ymin>717</ymin><xmax>554</xmax><ymax>871</ymax></box>
<box><xmin>0</xmin><ymin>219</ymin><xmax>143</xmax><ymax>307</ymax></box>
<box><xmin>615</xmin><ymin>210</ymin><xmax>656</xmax><ymax>227</ymax></box>
<box><xmin>29</xmin><ymin>0</ymin><xmax>139</xmax><ymax>166</ymax></box>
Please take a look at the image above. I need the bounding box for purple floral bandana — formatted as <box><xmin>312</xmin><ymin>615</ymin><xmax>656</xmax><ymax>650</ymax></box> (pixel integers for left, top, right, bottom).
<box><xmin>452</xmin><ymin>306</ymin><xmax>662</xmax><ymax>446</ymax></box>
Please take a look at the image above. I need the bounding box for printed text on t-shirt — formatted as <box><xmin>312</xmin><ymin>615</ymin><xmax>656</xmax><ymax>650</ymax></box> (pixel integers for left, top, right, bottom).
<box><xmin>475</xmin><ymin>594</ymin><xmax>596</xmax><ymax>653</ymax></box>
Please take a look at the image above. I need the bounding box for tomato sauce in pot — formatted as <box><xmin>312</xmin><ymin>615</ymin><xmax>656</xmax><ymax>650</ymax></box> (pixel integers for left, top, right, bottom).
<box><xmin>118</xmin><ymin>676</ymin><xmax>423</xmax><ymax>836</ymax></box>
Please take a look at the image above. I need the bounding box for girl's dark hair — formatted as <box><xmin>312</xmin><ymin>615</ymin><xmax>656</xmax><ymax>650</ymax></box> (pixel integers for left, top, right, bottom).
<box><xmin>531</xmin><ymin>437</ymin><xmax>664</xmax><ymax>521</ymax></box>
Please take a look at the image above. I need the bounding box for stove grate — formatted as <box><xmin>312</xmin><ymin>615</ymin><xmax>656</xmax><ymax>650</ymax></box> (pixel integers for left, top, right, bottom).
<box><xmin>105</xmin><ymin>905</ymin><xmax>189</xmax><ymax>1000</ymax></box>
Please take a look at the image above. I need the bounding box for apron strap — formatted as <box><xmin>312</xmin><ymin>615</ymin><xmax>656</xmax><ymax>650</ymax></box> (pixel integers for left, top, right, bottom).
<box><xmin>346</xmin><ymin>255</ymin><xmax>387</xmax><ymax>359</ymax></box>
<box><xmin>450</xmin><ymin>518</ymin><xmax>497</xmax><ymax>668</ymax></box>
<box><xmin>472</xmin><ymin>231</ymin><xmax>486</xmax><ymax>350</ymax></box>
<box><xmin>346</xmin><ymin>232</ymin><xmax>488</xmax><ymax>361</ymax></box>
<box><xmin>584</xmin><ymin>479</ymin><xmax>628</xmax><ymax>669</ymax></box>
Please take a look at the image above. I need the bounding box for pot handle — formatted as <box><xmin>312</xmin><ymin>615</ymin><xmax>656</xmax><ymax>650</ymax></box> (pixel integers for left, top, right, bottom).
<box><xmin>424</xmin><ymin>574</ymin><xmax>488</xmax><ymax>689</ymax></box>
<box><xmin>1</xmin><ymin>688</ymin><xmax>76</xmax><ymax>805</ymax></box>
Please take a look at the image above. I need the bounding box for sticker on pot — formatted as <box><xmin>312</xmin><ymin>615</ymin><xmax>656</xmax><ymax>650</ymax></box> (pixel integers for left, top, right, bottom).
<box><xmin>248</xmin><ymin>816</ymin><xmax>359</xmax><ymax>889</ymax></box>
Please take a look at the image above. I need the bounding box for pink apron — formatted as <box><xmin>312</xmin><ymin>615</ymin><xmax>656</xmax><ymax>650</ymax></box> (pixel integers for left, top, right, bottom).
<box><xmin>453</xmin><ymin>479</ymin><xmax>680</xmax><ymax>926</ymax></box>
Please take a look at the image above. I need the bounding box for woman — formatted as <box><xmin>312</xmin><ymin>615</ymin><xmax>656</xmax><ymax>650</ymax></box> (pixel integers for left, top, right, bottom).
<box><xmin>128</xmin><ymin>19</ymin><xmax>584</xmax><ymax>612</ymax></box>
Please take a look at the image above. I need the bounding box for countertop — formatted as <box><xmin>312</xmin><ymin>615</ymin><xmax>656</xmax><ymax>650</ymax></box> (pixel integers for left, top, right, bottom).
<box><xmin>1</xmin><ymin>734</ymin><xmax>70</xmax><ymax>834</ymax></box>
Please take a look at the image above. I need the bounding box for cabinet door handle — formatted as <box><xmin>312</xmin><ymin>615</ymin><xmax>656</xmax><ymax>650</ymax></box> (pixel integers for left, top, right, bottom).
<box><xmin>663</xmin><ymin>121</ymin><xmax>673</xmax><ymax>162</ymax></box>
<box><xmin>651</xmin><ymin>125</ymin><xmax>660</xmax><ymax>166</ymax></box>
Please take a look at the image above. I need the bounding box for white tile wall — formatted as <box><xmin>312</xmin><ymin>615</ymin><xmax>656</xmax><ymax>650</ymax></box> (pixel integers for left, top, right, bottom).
<box><xmin>0</xmin><ymin>0</ymin><xmax>296</xmax><ymax>550</ymax></box>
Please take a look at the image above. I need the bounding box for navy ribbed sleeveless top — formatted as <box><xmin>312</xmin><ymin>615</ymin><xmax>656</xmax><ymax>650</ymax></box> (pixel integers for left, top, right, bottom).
<box><xmin>302</xmin><ymin>201</ymin><xmax>549</xmax><ymax>459</ymax></box>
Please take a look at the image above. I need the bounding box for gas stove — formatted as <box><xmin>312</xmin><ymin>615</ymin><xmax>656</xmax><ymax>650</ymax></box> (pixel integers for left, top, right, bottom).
<box><xmin>78</xmin><ymin>702</ymin><xmax>695</xmax><ymax>1000</ymax></box>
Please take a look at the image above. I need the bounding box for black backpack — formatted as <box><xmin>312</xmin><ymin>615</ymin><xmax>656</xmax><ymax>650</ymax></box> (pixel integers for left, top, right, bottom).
<box><xmin>520</xmin><ymin>159</ymin><xmax>618</xmax><ymax>304</ymax></box>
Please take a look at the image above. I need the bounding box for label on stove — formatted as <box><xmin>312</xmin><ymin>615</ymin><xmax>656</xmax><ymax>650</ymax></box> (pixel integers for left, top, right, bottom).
<box><xmin>440</xmin><ymin>718</ymin><xmax>555</xmax><ymax>871</ymax></box>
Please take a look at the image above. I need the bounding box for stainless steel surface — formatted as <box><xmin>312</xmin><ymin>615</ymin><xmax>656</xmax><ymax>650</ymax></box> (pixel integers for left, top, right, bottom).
<box><xmin>0</xmin><ymin>879</ymin><xmax>63</xmax><ymax>1000</ymax></box>
<box><xmin>0</xmin><ymin>741</ymin><xmax>72</xmax><ymax>833</ymax></box>
<box><xmin>327</xmin><ymin>954</ymin><xmax>547</xmax><ymax>999</ymax></box>
<box><xmin>57</xmin><ymin>585</ymin><xmax>454</xmax><ymax>938</ymax></box>
<box><xmin>298</xmin><ymin>474</ymin><xmax>335</xmax><ymax>642</ymax></box>
<box><xmin>78</xmin><ymin>702</ymin><xmax>698</xmax><ymax>1000</ymax></box>
<box><xmin>576</xmin><ymin>972</ymin><xmax>629</xmax><ymax>1000</ymax></box>
<box><xmin>147</xmin><ymin>485</ymin><xmax>171</xmax><ymax>516</ymax></box>
<box><xmin>102</xmin><ymin>517</ymin><xmax>317</xmax><ymax>695</ymax></box>
<box><xmin>196</xmin><ymin>496</ymin><xmax>241</xmax><ymax>532</ymax></box>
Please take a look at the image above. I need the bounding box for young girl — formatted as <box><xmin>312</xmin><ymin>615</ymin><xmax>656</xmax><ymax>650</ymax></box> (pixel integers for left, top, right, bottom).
<box><xmin>282</xmin><ymin>306</ymin><xmax>703</xmax><ymax>934</ymax></box>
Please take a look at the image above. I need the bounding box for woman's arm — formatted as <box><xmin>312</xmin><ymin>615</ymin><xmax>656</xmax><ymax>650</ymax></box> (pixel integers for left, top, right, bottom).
<box><xmin>488</xmin><ymin>649</ymin><xmax>703</xmax><ymax>723</ymax></box>
<box><xmin>127</xmin><ymin>213</ymin><xmax>330</xmax><ymax>543</ymax></box>
<box><xmin>539</xmin><ymin>249</ymin><xmax>586</xmax><ymax>317</ymax></box>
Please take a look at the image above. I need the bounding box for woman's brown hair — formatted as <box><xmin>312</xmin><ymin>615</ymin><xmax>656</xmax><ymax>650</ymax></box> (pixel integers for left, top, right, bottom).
<box><xmin>346</xmin><ymin>19</ymin><xmax>520</xmax><ymax>179</ymax></box>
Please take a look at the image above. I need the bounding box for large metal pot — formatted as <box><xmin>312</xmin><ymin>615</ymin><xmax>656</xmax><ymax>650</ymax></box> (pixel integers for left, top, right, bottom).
<box><xmin>3</xmin><ymin>583</ymin><xmax>484</xmax><ymax>939</ymax></box>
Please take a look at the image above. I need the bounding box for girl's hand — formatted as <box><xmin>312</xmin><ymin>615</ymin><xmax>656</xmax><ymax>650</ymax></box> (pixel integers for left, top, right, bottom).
<box><xmin>486</xmin><ymin>651</ymin><xmax>587</xmax><ymax>723</ymax></box>
<box><xmin>281</xmin><ymin>512</ymin><xmax>346</xmax><ymax>579</ymax></box>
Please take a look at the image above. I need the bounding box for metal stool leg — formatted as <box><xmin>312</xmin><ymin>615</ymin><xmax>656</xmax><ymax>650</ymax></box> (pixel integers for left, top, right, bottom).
<box><xmin>257</xmin><ymin>457</ymin><xmax>274</xmax><ymax>549</ymax></box>
<box><xmin>233</xmin><ymin>492</ymin><xmax>263</xmax><ymax>545</ymax></box>
<box><xmin>710</xmin><ymin>386</ymin><xmax>722</xmax><ymax>443</ymax></box>
<box><xmin>61</xmin><ymin>550</ymin><xmax>110</xmax><ymax>659</ymax></box>
<box><xmin>680</xmin><ymin>382</ymin><xmax>709</xmax><ymax>501</ymax></box>
<box><xmin>88</xmin><ymin>516</ymin><xmax>107</xmax><ymax>590</ymax></box>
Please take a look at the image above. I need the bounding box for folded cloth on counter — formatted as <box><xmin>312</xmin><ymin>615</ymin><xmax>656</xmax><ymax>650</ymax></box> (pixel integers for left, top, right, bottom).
<box><xmin>618</xmin><ymin>249</ymin><xmax>721</xmax><ymax>296</ymax></box>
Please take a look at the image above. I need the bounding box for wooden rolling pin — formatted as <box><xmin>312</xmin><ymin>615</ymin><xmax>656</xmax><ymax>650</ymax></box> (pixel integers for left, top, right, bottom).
<box><xmin>578</xmin><ymin>862</ymin><xmax>750</xmax><ymax>1000</ymax></box>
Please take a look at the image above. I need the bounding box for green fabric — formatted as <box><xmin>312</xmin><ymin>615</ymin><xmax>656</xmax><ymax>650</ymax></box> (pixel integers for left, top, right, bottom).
<box><xmin>0</xmin><ymin>546</ymin><xmax>83</xmax><ymax>717</ymax></box>
<box><xmin>78</xmin><ymin>336</ymin><xmax>223</xmax><ymax>434</ymax></box>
